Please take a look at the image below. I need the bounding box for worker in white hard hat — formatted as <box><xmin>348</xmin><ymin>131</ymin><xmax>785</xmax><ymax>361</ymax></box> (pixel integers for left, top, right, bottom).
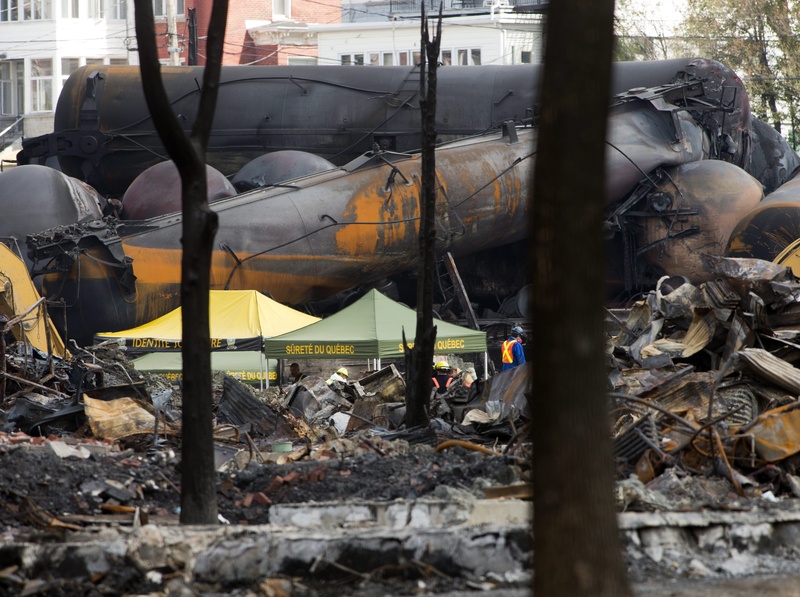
<box><xmin>501</xmin><ymin>324</ymin><xmax>526</xmax><ymax>371</ymax></box>
<box><xmin>326</xmin><ymin>367</ymin><xmax>350</xmax><ymax>386</ymax></box>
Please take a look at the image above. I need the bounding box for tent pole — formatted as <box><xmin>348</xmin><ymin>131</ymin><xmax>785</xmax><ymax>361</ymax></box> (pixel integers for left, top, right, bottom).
<box><xmin>484</xmin><ymin>352</ymin><xmax>488</xmax><ymax>380</ymax></box>
<box><xmin>261</xmin><ymin>346</ymin><xmax>266</xmax><ymax>390</ymax></box>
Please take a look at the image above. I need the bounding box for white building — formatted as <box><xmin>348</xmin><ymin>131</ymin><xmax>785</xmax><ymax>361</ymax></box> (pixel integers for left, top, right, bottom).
<box><xmin>0</xmin><ymin>0</ymin><xmax>134</xmax><ymax>141</ymax></box>
<box><xmin>249</xmin><ymin>4</ymin><xmax>546</xmax><ymax>68</ymax></box>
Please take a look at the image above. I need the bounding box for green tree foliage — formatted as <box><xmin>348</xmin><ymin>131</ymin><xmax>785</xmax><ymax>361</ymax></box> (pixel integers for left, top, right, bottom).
<box><xmin>681</xmin><ymin>0</ymin><xmax>800</xmax><ymax>144</ymax></box>
<box><xmin>614</xmin><ymin>0</ymin><xmax>687</xmax><ymax>61</ymax></box>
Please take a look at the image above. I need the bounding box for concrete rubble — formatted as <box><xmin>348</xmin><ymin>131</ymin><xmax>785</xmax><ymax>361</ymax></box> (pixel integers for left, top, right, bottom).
<box><xmin>1</xmin><ymin>503</ymin><xmax>532</xmax><ymax>592</ymax></box>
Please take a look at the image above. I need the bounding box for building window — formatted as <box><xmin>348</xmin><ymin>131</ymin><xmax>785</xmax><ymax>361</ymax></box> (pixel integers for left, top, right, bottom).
<box><xmin>153</xmin><ymin>0</ymin><xmax>183</xmax><ymax>17</ymax></box>
<box><xmin>456</xmin><ymin>48</ymin><xmax>481</xmax><ymax>65</ymax></box>
<box><xmin>60</xmin><ymin>0</ymin><xmax>77</xmax><ymax>17</ymax></box>
<box><xmin>109</xmin><ymin>58</ymin><xmax>129</xmax><ymax>65</ymax></box>
<box><xmin>520</xmin><ymin>50</ymin><xmax>532</xmax><ymax>64</ymax></box>
<box><xmin>340</xmin><ymin>54</ymin><xmax>364</xmax><ymax>66</ymax></box>
<box><xmin>339</xmin><ymin>50</ymin><xmax>434</xmax><ymax>67</ymax></box>
<box><xmin>22</xmin><ymin>0</ymin><xmax>50</xmax><ymax>19</ymax></box>
<box><xmin>287</xmin><ymin>57</ymin><xmax>317</xmax><ymax>65</ymax></box>
<box><xmin>61</xmin><ymin>57</ymin><xmax>80</xmax><ymax>86</ymax></box>
<box><xmin>272</xmin><ymin>0</ymin><xmax>290</xmax><ymax>19</ymax></box>
<box><xmin>0</xmin><ymin>0</ymin><xmax>18</xmax><ymax>22</ymax></box>
<box><xmin>0</xmin><ymin>62</ymin><xmax>12</xmax><ymax>115</ymax></box>
<box><xmin>108</xmin><ymin>0</ymin><xmax>125</xmax><ymax>19</ymax></box>
<box><xmin>30</xmin><ymin>58</ymin><xmax>53</xmax><ymax>112</ymax></box>
<box><xmin>441</xmin><ymin>50</ymin><xmax>452</xmax><ymax>66</ymax></box>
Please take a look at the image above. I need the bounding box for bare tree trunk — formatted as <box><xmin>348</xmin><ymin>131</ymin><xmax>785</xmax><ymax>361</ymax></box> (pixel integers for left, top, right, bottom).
<box><xmin>134</xmin><ymin>0</ymin><xmax>229</xmax><ymax>525</ymax></box>
<box><xmin>404</xmin><ymin>7</ymin><xmax>442</xmax><ymax>428</ymax></box>
<box><xmin>531</xmin><ymin>0</ymin><xmax>632</xmax><ymax>595</ymax></box>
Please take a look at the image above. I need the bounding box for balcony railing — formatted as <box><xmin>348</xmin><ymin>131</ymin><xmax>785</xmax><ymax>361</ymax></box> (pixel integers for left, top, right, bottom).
<box><xmin>0</xmin><ymin>117</ymin><xmax>23</xmax><ymax>171</ymax></box>
<box><xmin>0</xmin><ymin>117</ymin><xmax>23</xmax><ymax>151</ymax></box>
<box><xmin>344</xmin><ymin>0</ymin><xmax>546</xmax><ymax>22</ymax></box>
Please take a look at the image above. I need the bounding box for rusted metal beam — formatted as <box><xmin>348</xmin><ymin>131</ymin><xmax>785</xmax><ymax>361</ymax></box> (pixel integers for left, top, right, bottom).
<box><xmin>443</xmin><ymin>252</ymin><xmax>480</xmax><ymax>331</ymax></box>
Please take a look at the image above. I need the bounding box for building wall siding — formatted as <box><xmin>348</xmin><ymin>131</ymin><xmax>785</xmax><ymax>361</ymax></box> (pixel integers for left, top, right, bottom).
<box><xmin>318</xmin><ymin>23</ymin><xmax>506</xmax><ymax>65</ymax></box>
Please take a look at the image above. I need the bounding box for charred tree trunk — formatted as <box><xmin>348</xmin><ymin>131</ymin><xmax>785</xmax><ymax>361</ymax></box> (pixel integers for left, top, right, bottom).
<box><xmin>404</xmin><ymin>7</ymin><xmax>443</xmax><ymax>428</ymax></box>
<box><xmin>134</xmin><ymin>0</ymin><xmax>229</xmax><ymax>525</ymax></box>
<box><xmin>531</xmin><ymin>0</ymin><xmax>631</xmax><ymax>595</ymax></box>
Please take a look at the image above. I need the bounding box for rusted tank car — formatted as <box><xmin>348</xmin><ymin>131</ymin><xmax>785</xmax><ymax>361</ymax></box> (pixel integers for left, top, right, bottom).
<box><xmin>17</xmin><ymin>58</ymin><xmax>761</xmax><ymax>197</ymax></box>
<box><xmin>725</xmin><ymin>178</ymin><xmax>800</xmax><ymax>263</ymax></box>
<box><xmin>13</xmin><ymin>57</ymin><xmax>800</xmax><ymax>339</ymax></box>
<box><xmin>27</xmin><ymin>126</ymin><xmax>533</xmax><ymax>343</ymax></box>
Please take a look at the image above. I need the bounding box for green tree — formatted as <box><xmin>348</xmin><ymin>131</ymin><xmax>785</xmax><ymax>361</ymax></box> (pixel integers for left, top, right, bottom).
<box><xmin>614</xmin><ymin>0</ymin><xmax>686</xmax><ymax>61</ymax></box>
<box><xmin>682</xmin><ymin>0</ymin><xmax>800</xmax><ymax>141</ymax></box>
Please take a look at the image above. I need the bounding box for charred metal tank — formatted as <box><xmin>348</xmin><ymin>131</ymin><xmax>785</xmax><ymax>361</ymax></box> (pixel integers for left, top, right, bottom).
<box><xmin>27</xmin><ymin>126</ymin><xmax>533</xmax><ymax>343</ymax></box>
<box><xmin>231</xmin><ymin>151</ymin><xmax>337</xmax><ymax>192</ymax></box>
<box><xmin>122</xmin><ymin>161</ymin><xmax>237</xmax><ymax>220</ymax></box>
<box><xmin>17</xmin><ymin>58</ymin><xmax>760</xmax><ymax>198</ymax></box>
<box><xmin>725</xmin><ymin>178</ymin><xmax>800</xmax><ymax>263</ymax></box>
<box><xmin>18</xmin><ymin>65</ymin><xmax>537</xmax><ymax>197</ymax></box>
<box><xmin>600</xmin><ymin>69</ymin><xmax>798</xmax><ymax>296</ymax></box>
<box><xmin>634</xmin><ymin>160</ymin><xmax>763</xmax><ymax>282</ymax></box>
<box><xmin>13</xmin><ymin>57</ymin><xmax>800</xmax><ymax>338</ymax></box>
<box><xmin>0</xmin><ymin>165</ymin><xmax>106</xmax><ymax>266</ymax></box>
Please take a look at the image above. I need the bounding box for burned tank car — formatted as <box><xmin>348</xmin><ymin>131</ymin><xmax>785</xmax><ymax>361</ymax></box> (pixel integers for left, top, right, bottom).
<box><xmin>0</xmin><ymin>165</ymin><xmax>106</xmax><ymax>268</ymax></box>
<box><xmin>19</xmin><ymin>64</ymin><xmax>539</xmax><ymax>197</ymax></box>
<box><xmin>18</xmin><ymin>58</ymin><xmax>757</xmax><ymax>199</ymax></box>
<box><xmin>27</xmin><ymin>126</ymin><xmax>533</xmax><ymax>344</ymax></box>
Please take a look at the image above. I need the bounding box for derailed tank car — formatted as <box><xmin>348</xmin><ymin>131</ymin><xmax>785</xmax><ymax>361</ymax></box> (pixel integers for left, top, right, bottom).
<box><xmin>18</xmin><ymin>65</ymin><xmax>538</xmax><ymax>197</ymax></box>
<box><xmin>18</xmin><ymin>58</ymin><xmax>767</xmax><ymax>198</ymax></box>
<box><xmin>15</xmin><ymin>57</ymin><xmax>800</xmax><ymax>342</ymax></box>
<box><xmin>27</xmin><ymin>126</ymin><xmax>533</xmax><ymax>343</ymax></box>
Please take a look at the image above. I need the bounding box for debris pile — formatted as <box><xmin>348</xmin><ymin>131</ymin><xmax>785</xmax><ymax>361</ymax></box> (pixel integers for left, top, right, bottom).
<box><xmin>610</xmin><ymin>255</ymin><xmax>800</xmax><ymax>504</ymax></box>
<box><xmin>0</xmin><ymin>333</ymin><xmax>533</xmax><ymax>526</ymax></box>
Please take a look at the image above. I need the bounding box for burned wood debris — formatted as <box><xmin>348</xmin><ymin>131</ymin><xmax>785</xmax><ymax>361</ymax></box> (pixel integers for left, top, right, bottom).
<box><xmin>609</xmin><ymin>255</ymin><xmax>800</xmax><ymax>505</ymax></box>
<box><xmin>0</xmin><ymin>333</ymin><xmax>530</xmax><ymax>459</ymax></box>
<box><xmin>0</xmin><ymin>329</ymin><xmax>532</xmax><ymax>529</ymax></box>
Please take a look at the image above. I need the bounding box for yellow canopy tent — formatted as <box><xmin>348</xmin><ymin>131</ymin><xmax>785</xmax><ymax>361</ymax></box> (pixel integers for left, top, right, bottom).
<box><xmin>94</xmin><ymin>290</ymin><xmax>319</xmax><ymax>385</ymax></box>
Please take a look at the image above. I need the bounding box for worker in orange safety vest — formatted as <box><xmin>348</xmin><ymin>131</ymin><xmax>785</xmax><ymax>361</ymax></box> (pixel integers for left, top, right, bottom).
<box><xmin>432</xmin><ymin>361</ymin><xmax>454</xmax><ymax>393</ymax></box>
<box><xmin>501</xmin><ymin>325</ymin><xmax>526</xmax><ymax>371</ymax></box>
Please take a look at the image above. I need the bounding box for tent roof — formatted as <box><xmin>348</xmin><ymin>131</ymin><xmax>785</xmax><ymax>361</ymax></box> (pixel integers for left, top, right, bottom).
<box><xmin>95</xmin><ymin>290</ymin><xmax>320</xmax><ymax>352</ymax></box>
<box><xmin>263</xmin><ymin>289</ymin><xmax>486</xmax><ymax>359</ymax></box>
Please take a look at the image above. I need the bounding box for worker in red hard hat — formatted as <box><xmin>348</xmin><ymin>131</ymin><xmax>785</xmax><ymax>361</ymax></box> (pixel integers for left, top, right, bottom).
<box><xmin>501</xmin><ymin>325</ymin><xmax>526</xmax><ymax>371</ymax></box>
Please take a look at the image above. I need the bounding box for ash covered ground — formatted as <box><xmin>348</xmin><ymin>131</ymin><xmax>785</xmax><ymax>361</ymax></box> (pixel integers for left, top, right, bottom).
<box><xmin>0</xmin><ymin>431</ymin><xmax>531</xmax><ymax>597</ymax></box>
<box><xmin>0</xmin><ymin>436</ymin><xmax>522</xmax><ymax>530</ymax></box>
<box><xmin>6</xmin><ymin>344</ymin><xmax>800</xmax><ymax>596</ymax></box>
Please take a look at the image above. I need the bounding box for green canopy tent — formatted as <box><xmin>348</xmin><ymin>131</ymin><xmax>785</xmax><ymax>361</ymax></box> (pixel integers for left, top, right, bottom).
<box><xmin>263</xmin><ymin>289</ymin><xmax>487</xmax><ymax>374</ymax></box>
<box><xmin>95</xmin><ymin>290</ymin><xmax>320</xmax><ymax>386</ymax></box>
